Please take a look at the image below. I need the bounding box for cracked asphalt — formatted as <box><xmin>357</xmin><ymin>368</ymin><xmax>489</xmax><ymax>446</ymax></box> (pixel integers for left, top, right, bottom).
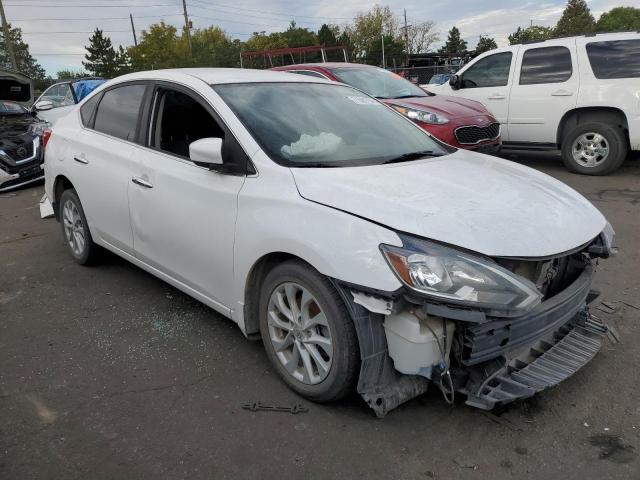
<box><xmin>1</xmin><ymin>152</ymin><xmax>639</xmax><ymax>479</ymax></box>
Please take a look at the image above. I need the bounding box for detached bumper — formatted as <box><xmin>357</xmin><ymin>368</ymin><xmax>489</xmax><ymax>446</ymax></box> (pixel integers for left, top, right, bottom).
<box><xmin>464</xmin><ymin>311</ymin><xmax>607</xmax><ymax>410</ymax></box>
<box><xmin>0</xmin><ymin>163</ymin><xmax>44</xmax><ymax>192</ymax></box>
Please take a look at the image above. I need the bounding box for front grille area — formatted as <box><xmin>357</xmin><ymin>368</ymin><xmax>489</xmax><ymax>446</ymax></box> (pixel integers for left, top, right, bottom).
<box><xmin>455</xmin><ymin>123</ymin><xmax>500</xmax><ymax>145</ymax></box>
<box><xmin>5</xmin><ymin>140</ymin><xmax>34</xmax><ymax>161</ymax></box>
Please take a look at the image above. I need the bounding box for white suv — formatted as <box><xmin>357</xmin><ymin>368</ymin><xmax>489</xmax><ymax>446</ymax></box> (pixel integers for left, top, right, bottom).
<box><xmin>431</xmin><ymin>32</ymin><xmax>640</xmax><ymax>175</ymax></box>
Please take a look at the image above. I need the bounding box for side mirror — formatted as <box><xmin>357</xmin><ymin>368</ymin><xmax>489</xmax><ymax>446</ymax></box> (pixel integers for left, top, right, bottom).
<box><xmin>189</xmin><ymin>137</ymin><xmax>223</xmax><ymax>168</ymax></box>
<box><xmin>34</xmin><ymin>100</ymin><xmax>54</xmax><ymax>111</ymax></box>
<box><xmin>449</xmin><ymin>75</ymin><xmax>461</xmax><ymax>90</ymax></box>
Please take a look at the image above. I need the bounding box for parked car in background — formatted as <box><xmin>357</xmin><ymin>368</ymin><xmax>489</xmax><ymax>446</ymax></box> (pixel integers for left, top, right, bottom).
<box><xmin>43</xmin><ymin>68</ymin><xmax>614</xmax><ymax>416</ymax></box>
<box><xmin>430</xmin><ymin>32</ymin><xmax>640</xmax><ymax>175</ymax></box>
<box><xmin>0</xmin><ymin>70</ymin><xmax>47</xmax><ymax>191</ymax></box>
<box><xmin>33</xmin><ymin>78</ymin><xmax>106</xmax><ymax>124</ymax></box>
<box><xmin>427</xmin><ymin>73</ymin><xmax>453</xmax><ymax>85</ymax></box>
<box><xmin>272</xmin><ymin>63</ymin><xmax>501</xmax><ymax>154</ymax></box>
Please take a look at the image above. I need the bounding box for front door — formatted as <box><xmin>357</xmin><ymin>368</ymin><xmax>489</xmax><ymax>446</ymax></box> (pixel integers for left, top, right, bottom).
<box><xmin>128</xmin><ymin>85</ymin><xmax>246</xmax><ymax>309</ymax></box>
<box><xmin>450</xmin><ymin>50</ymin><xmax>517</xmax><ymax>140</ymax></box>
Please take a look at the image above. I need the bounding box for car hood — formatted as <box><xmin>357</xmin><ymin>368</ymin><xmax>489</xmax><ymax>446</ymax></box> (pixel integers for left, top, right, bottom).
<box><xmin>291</xmin><ymin>150</ymin><xmax>606</xmax><ymax>258</ymax></box>
<box><xmin>384</xmin><ymin>94</ymin><xmax>493</xmax><ymax>121</ymax></box>
<box><xmin>0</xmin><ymin>70</ymin><xmax>33</xmax><ymax>106</ymax></box>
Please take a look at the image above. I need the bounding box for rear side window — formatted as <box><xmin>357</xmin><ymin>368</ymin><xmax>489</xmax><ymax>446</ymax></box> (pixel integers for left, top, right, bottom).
<box><xmin>586</xmin><ymin>40</ymin><xmax>640</xmax><ymax>79</ymax></box>
<box><xmin>93</xmin><ymin>84</ymin><xmax>146</xmax><ymax>141</ymax></box>
<box><xmin>519</xmin><ymin>46</ymin><xmax>572</xmax><ymax>85</ymax></box>
<box><xmin>80</xmin><ymin>94</ymin><xmax>101</xmax><ymax>127</ymax></box>
<box><xmin>462</xmin><ymin>52</ymin><xmax>512</xmax><ymax>88</ymax></box>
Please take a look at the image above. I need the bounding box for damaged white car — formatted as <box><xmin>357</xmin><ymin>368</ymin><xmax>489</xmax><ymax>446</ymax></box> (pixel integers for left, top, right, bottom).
<box><xmin>42</xmin><ymin>69</ymin><xmax>616</xmax><ymax>416</ymax></box>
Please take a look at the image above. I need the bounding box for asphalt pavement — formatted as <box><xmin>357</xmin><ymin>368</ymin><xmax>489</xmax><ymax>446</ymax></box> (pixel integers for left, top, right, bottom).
<box><xmin>1</xmin><ymin>152</ymin><xmax>639</xmax><ymax>479</ymax></box>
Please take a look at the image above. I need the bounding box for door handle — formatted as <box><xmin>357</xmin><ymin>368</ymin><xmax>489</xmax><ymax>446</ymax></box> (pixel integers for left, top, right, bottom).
<box><xmin>487</xmin><ymin>94</ymin><xmax>505</xmax><ymax>100</ymax></box>
<box><xmin>551</xmin><ymin>89</ymin><xmax>574</xmax><ymax>96</ymax></box>
<box><xmin>132</xmin><ymin>176</ymin><xmax>153</xmax><ymax>189</ymax></box>
<box><xmin>73</xmin><ymin>155</ymin><xmax>88</xmax><ymax>164</ymax></box>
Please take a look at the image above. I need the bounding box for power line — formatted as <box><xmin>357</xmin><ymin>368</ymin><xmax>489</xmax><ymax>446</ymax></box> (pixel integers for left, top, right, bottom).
<box><xmin>10</xmin><ymin>13</ymin><xmax>183</xmax><ymax>21</ymax></box>
<box><xmin>5</xmin><ymin>2</ymin><xmax>178</xmax><ymax>6</ymax></box>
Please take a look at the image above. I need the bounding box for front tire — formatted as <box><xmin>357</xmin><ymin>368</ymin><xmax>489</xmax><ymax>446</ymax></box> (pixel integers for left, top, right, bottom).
<box><xmin>561</xmin><ymin>122</ymin><xmax>627</xmax><ymax>175</ymax></box>
<box><xmin>59</xmin><ymin>189</ymin><xmax>99</xmax><ymax>265</ymax></box>
<box><xmin>259</xmin><ymin>260</ymin><xmax>359</xmax><ymax>402</ymax></box>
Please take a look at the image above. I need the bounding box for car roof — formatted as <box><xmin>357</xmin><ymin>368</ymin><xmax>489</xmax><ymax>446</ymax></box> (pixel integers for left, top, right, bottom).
<box><xmin>275</xmin><ymin>63</ymin><xmax>377</xmax><ymax>70</ymax></box>
<box><xmin>112</xmin><ymin>68</ymin><xmax>335</xmax><ymax>86</ymax></box>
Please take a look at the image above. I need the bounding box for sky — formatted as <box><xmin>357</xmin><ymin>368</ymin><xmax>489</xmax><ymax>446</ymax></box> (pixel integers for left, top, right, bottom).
<box><xmin>4</xmin><ymin>0</ymin><xmax>639</xmax><ymax>76</ymax></box>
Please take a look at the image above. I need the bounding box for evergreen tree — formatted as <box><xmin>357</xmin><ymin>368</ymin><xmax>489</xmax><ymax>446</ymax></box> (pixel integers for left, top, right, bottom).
<box><xmin>439</xmin><ymin>27</ymin><xmax>467</xmax><ymax>54</ymax></box>
<box><xmin>82</xmin><ymin>29</ymin><xmax>119</xmax><ymax>77</ymax></box>
<box><xmin>0</xmin><ymin>24</ymin><xmax>46</xmax><ymax>79</ymax></box>
<box><xmin>318</xmin><ymin>24</ymin><xmax>338</xmax><ymax>46</ymax></box>
<box><xmin>554</xmin><ymin>0</ymin><xmax>596</xmax><ymax>37</ymax></box>
<box><xmin>475</xmin><ymin>35</ymin><xmax>497</xmax><ymax>54</ymax></box>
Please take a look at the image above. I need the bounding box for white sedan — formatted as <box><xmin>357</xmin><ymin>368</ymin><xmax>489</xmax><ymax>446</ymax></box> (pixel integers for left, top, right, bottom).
<box><xmin>42</xmin><ymin>68</ymin><xmax>615</xmax><ymax>416</ymax></box>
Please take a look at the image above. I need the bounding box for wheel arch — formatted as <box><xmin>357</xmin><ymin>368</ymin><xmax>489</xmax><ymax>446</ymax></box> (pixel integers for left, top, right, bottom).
<box><xmin>242</xmin><ymin>252</ymin><xmax>316</xmax><ymax>336</ymax></box>
<box><xmin>557</xmin><ymin>107</ymin><xmax>629</xmax><ymax>147</ymax></box>
<box><xmin>53</xmin><ymin>174</ymin><xmax>75</xmax><ymax>220</ymax></box>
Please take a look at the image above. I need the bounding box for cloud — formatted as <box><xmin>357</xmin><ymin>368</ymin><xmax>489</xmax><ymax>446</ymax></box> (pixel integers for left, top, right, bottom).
<box><xmin>5</xmin><ymin>0</ymin><xmax>638</xmax><ymax>75</ymax></box>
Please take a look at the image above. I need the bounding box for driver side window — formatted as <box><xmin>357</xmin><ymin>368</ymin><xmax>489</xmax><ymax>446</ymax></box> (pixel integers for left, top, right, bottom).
<box><xmin>151</xmin><ymin>88</ymin><xmax>225</xmax><ymax>159</ymax></box>
<box><xmin>461</xmin><ymin>52</ymin><xmax>513</xmax><ymax>88</ymax></box>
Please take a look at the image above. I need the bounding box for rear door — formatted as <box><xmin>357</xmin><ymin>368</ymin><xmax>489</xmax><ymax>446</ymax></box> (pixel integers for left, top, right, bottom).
<box><xmin>454</xmin><ymin>50</ymin><xmax>516</xmax><ymax>140</ymax></box>
<box><xmin>507</xmin><ymin>41</ymin><xmax>578</xmax><ymax>143</ymax></box>
<box><xmin>71</xmin><ymin>82</ymin><xmax>149</xmax><ymax>255</ymax></box>
<box><xmin>128</xmin><ymin>82</ymin><xmax>247</xmax><ymax>309</ymax></box>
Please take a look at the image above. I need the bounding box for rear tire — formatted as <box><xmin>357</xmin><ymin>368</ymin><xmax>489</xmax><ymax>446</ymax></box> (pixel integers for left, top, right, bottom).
<box><xmin>561</xmin><ymin>121</ymin><xmax>627</xmax><ymax>175</ymax></box>
<box><xmin>59</xmin><ymin>189</ymin><xmax>99</xmax><ymax>265</ymax></box>
<box><xmin>259</xmin><ymin>260</ymin><xmax>359</xmax><ymax>402</ymax></box>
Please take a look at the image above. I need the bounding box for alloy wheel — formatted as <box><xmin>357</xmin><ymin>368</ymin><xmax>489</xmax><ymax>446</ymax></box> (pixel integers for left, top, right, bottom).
<box><xmin>267</xmin><ymin>282</ymin><xmax>333</xmax><ymax>385</ymax></box>
<box><xmin>572</xmin><ymin>132</ymin><xmax>610</xmax><ymax>168</ymax></box>
<box><xmin>62</xmin><ymin>199</ymin><xmax>85</xmax><ymax>256</ymax></box>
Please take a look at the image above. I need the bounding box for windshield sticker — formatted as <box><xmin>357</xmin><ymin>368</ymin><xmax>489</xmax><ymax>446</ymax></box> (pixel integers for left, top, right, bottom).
<box><xmin>346</xmin><ymin>95</ymin><xmax>380</xmax><ymax>106</ymax></box>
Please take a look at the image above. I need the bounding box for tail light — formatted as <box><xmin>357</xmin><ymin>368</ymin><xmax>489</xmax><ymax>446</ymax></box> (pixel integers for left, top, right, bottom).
<box><xmin>42</xmin><ymin>128</ymin><xmax>52</xmax><ymax>149</ymax></box>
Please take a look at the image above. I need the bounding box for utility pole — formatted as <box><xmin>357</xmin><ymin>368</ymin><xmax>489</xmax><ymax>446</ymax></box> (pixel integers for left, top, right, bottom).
<box><xmin>403</xmin><ymin>9</ymin><xmax>409</xmax><ymax>66</ymax></box>
<box><xmin>381</xmin><ymin>36</ymin><xmax>386</xmax><ymax>69</ymax></box>
<box><xmin>182</xmin><ymin>0</ymin><xmax>192</xmax><ymax>56</ymax></box>
<box><xmin>129</xmin><ymin>13</ymin><xmax>138</xmax><ymax>46</ymax></box>
<box><xmin>0</xmin><ymin>0</ymin><xmax>18</xmax><ymax>71</ymax></box>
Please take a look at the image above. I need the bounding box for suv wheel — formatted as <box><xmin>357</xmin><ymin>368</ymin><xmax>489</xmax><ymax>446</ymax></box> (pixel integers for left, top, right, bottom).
<box><xmin>561</xmin><ymin>122</ymin><xmax>627</xmax><ymax>175</ymax></box>
<box><xmin>259</xmin><ymin>260</ymin><xmax>359</xmax><ymax>402</ymax></box>
<box><xmin>59</xmin><ymin>189</ymin><xmax>99</xmax><ymax>265</ymax></box>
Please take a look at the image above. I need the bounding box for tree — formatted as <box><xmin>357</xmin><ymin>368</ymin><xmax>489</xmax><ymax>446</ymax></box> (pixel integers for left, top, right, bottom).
<box><xmin>0</xmin><ymin>24</ymin><xmax>46</xmax><ymax>79</ymax></box>
<box><xmin>128</xmin><ymin>22</ymin><xmax>190</xmax><ymax>71</ymax></box>
<box><xmin>597</xmin><ymin>7</ymin><xmax>640</xmax><ymax>32</ymax></box>
<box><xmin>83</xmin><ymin>29</ymin><xmax>125</xmax><ymax>77</ymax></box>
<box><xmin>283</xmin><ymin>20</ymin><xmax>317</xmax><ymax>48</ymax></box>
<box><xmin>406</xmin><ymin>21</ymin><xmax>439</xmax><ymax>54</ymax></box>
<box><xmin>554</xmin><ymin>0</ymin><xmax>595</xmax><ymax>37</ymax></box>
<box><xmin>191</xmin><ymin>26</ymin><xmax>240</xmax><ymax>68</ymax></box>
<box><xmin>347</xmin><ymin>5</ymin><xmax>399</xmax><ymax>63</ymax></box>
<box><xmin>56</xmin><ymin>69</ymin><xmax>88</xmax><ymax>80</ymax></box>
<box><xmin>439</xmin><ymin>27</ymin><xmax>467</xmax><ymax>54</ymax></box>
<box><xmin>475</xmin><ymin>35</ymin><xmax>497</xmax><ymax>54</ymax></box>
<box><xmin>317</xmin><ymin>24</ymin><xmax>339</xmax><ymax>46</ymax></box>
<box><xmin>508</xmin><ymin>25</ymin><xmax>553</xmax><ymax>45</ymax></box>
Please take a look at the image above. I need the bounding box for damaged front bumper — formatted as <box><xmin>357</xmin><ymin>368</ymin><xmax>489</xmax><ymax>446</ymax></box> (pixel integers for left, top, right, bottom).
<box><xmin>332</xmin><ymin>263</ymin><xmax>609</xmax><ymax>417</ymax></box>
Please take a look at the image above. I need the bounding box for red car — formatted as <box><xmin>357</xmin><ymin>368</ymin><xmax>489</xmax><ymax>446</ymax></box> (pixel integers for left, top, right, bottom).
<box><xmin>272</xmin><ymin>63</ymin><xmax>501</xmax><ymax>154</ymax></box>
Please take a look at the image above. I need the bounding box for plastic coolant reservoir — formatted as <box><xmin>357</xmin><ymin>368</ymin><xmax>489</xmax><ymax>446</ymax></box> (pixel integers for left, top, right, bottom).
<box><xmin>383</xmin><ymin>311</ymin><xmax>454</xmax><ymax>378</ymax></box>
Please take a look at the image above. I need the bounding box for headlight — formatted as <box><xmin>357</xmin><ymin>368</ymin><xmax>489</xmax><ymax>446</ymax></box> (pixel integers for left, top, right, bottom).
<box><xmin>28</xmin><ymin>121</ymin><xmax>51</xmax><ymax>137</ymax></box>
<box><xmin>391</xmin><ymin>105</ymin><xmax>449</xmax><ymax>124</ymax></box>
<box><xmin>381</xmin><ymin>236</ymin><xmax>542</xmax><ymax>316</ymax></box>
